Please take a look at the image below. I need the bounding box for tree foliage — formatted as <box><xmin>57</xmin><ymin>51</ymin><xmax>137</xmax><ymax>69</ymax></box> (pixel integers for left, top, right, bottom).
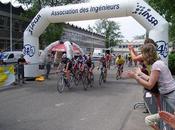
<box><xmin>148</xmin><ymin>0</ymin><xmax>175</xmax><ymax>42</ymax></box>
<box><xmin>40</xmin><ymin>23</ymin><xmax>64</xmax><ymax>48</ymax></box>
<box><xmin>17</xmin><ymin>0</ymin><xmax>85</xmax><ymax>10</ymax></box>
<box><xmin>93</xmin><ymin>19</ymin><xmax>123</xmax><ymax>48</ymax></box>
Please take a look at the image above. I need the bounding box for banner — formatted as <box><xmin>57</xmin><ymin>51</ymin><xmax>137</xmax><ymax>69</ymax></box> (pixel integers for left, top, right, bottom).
<box><xmin>0</xmin><ymin>65</ymin><xmax>15</xmax><ymax>88</ymax></box>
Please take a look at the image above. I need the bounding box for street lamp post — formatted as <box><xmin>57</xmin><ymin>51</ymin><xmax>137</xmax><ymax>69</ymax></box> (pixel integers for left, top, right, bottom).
<box><xmin>92</xmin><ymin>32</ymin><xmax>94</xmax><ymax>51</ymax></box>
<box><xmin>10</xmin><ymin>0</ymin><xmax>13</xmax><ymax>51</ymax></box>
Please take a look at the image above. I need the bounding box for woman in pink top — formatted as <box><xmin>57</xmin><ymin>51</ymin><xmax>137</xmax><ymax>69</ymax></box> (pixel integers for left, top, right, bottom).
<box><xmin>124</xmin><ymin>43</ymin><xmax>175</xmax><ymax>130</ymax></box>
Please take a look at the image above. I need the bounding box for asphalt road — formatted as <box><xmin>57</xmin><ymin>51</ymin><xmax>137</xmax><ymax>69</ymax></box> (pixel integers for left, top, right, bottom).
<box><xmin>0</xmin><ymin>66</ymin><xmax>148</xmax><ymax>130</ymax></box>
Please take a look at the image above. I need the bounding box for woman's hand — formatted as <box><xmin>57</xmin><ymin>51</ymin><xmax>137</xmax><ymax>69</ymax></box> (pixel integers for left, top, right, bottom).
<box><xmin>159</xmin><ymin>111</ymin><xmax>175</xmax><ymax>128</ymax></box>
<box><xmin>133</xmin><ymin>67</ymin><xmax>142</xmax><ymax>75</ymax></box>
<box><xmin>122</xmin><ymin>70</ymin><xmax>136</xmax><ymax>79</ymax></box>
<box><xmin>128</xmin><ymin>44</ymin><xmax>133</xmax><ymax>51</ymax></box>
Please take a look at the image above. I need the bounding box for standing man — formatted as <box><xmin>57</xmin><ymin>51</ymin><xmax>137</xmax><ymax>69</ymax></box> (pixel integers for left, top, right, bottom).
<box><xmin>17</xmin><ymin>54</ymin><xmax>27</xmax><ymax>84</ymax></box>
<box><xmin>44</xmin><ymin>53</ymin><xmax>52</xmax><ymax>79</ymax></box>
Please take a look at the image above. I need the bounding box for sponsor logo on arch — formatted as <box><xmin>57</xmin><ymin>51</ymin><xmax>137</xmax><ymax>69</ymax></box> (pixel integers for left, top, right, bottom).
<box><xmin>132</xmin><ymin>3</ymin><xmax>158</xmax><ymax>26</ymax></box>
<box><xmin>23</xmin><ymin>44</ymin><xmax>35</xmax><ymax>57</ymax></box>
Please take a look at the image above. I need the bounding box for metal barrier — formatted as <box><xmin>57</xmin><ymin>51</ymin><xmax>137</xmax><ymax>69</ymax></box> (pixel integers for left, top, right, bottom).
<box><xmin>143</xmin><ymin>92</ymin><xmax>175</xmax><ymax>130</ymax></box>
<box><xmin>159</xmin><ymin>95</ymin><xmax>175</xmax><ymax>130</ymax></box>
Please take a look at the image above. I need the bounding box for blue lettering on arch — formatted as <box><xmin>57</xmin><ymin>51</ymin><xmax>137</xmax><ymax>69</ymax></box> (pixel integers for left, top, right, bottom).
<box><xmin>132</xmin><ymin>3</ymin><xmax>158</xmax><ymax>26</ymax></box>
<box><xmin>156</xmin><ymin>40</ymin><xmax>168</xmax><ymax>58</ymax></box>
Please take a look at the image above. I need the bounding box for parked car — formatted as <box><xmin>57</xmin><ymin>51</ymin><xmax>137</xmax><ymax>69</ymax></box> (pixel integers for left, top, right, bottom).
<box><xmin>3</xmin><ymin>51</ymin><xmax>23</xmax><ymax>64</ymax></box>
<box><xmin>92</xmin><ymin>48</ymin><xmax>105</xmax><ymax>61</ymax></box>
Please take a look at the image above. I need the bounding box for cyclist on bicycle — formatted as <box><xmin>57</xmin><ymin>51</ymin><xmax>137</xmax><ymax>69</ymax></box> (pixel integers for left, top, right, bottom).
<box><xmin>105</xmin><ymin>53</ymin><xmax>110</xmax><ymax>69</ymax></box>
<box><xmin>98</xmin><ymin>54</ymin><xmax>108</xmax><ymax>82</ymax></box>
<box><xmin>85</xmin><ymin>53</ymin><xmax>94</xmax><ymax>80</ymax></box>
<box><xmin>77</xmin><ymin>55</ymin><xmax>85</xmax><ymax>71</ymax></box>
<box><xmin>61</xmin><ymin>53</ymin><xmax>72</xmax><ymax>80</ymax></box>
<box><xmin>115</xmin><ymin>54</ymin><xmax>125</xmax><ymax>79</ymax></box>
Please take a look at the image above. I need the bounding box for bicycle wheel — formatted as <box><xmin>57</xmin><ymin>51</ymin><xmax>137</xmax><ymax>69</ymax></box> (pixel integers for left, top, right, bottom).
<box><xmin>67</xmin><ymin>75</ymin><xmax>74</xmax><ymax>89</ymax></box>
<box><xmin>57</xmin><ymin>76</ymin><xmax>65</xmax><ymax>93</ymax></box>
<box><xmin>116</xmin><ymin>70</ymin><xmax>119</xmax><ymax>80</ymax></box>
<box><xmin>90</xmin><ymin>73</ymin><xmax>94</xmax><ymax>87</ymax></box>
<box><xmin>82</xmin><ymin>73</ymin><xmax>89</xmax><ymax>90</ymax></box>
<box><xmin>99</xmin><ymin>73</ymin><xmax>103</xmax><ymax>86</ymax></box>
<box><xmin>73</xmin><ymin>71</ymin><xmax>79</xmax><ymax>86</ymax></box>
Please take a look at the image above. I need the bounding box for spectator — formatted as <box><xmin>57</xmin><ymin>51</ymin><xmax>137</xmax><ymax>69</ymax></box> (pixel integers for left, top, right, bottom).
<box><xmin>129</xmin><ymin>38</ymin><xmax>160</xmax><ymax>111</ymax></box>
<box><xmin>44</xmin><ymin>53</ymin><xmax>52</xmax><ymax>79</ymax></box>
<box><xmin>17</xmin><ymin>54</ymin><xmax>27</xmax><ymax>84</ymax></box>
<box><xmin>123</xmin><ymin>43</ymin><xmax>175</xmax><ymax>130</ymax></box>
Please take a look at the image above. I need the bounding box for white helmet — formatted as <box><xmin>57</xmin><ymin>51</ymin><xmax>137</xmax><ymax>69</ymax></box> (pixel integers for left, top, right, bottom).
<box><xmin>62</xmin><ymin>53</ymin><xmax>67</xmax><ymax>58</ymax></box>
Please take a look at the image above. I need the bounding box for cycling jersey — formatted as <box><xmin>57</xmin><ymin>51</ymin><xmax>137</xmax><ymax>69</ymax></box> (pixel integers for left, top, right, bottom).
<box><xmin>100</xmin><ymin>57</ymin><xmax>107</xmax><ymax>68</ymax></box>
<box><xmin>61</xmin><ymin>58</ymin><xmax>72</xmax><ymax>70</ymax></box>
<box><xmin>86</xmin><ymin>59</ymin><xmax>92</xmax><ymax>68</ymax></box>
<box><xmin>116</xmin><ymin>57</ymin><xmax>125</xmax><ymax>65</ymax></box>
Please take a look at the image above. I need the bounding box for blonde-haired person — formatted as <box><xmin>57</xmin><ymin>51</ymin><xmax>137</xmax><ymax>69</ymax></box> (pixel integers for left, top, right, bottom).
<box><xmin>128</xmin><ymin>38</ymin><xmax>157</xmax><ymax>62</ymax></box>
<box><xmin>123</xmin><ymin>43</ymin><xmax>175</xmax><ymax>130</ymax></box>
<box><xmin>129</xmin><ymin>38</ymin><xmax>161</xmax><ymax>113</ymax></box>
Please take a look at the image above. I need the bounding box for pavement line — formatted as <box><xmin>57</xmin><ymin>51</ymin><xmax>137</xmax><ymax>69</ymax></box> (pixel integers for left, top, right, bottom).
<box><xmin>55</xmin><ymin>103</ymin><xmax>64</xmax><ymax>107</ymax></box>
<box><xmin>118</xmin><ymin>109</ymin><xmax>132</xmax><ymax>130</ymax></box>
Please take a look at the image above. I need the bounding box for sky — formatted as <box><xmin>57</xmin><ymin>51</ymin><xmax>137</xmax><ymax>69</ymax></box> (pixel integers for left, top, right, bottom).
<box><xmin>69</xmin><ymin>17</ymin><xmax>146</xmax><ymax>41</ymax></box>
<box><xmin>1</xmin><ymin>0</ymin><xmax>146</xmax><ymax>41</ymax></box>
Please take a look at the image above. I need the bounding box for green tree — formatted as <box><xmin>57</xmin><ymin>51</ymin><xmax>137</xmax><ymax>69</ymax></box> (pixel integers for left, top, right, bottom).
<box><xmin>40</xmin><ymin>23</ymin><xmax>64</xmax><ymax>49</ymax></box>
<box><xmin>93</xmin><ymin>19</ymin><xmax>123</xmax><ymax>48</ymax></box>
<box><xmin>148</xmin><ymin>0</ymin><xmax>175</xmax><ymax>43</ymax></box>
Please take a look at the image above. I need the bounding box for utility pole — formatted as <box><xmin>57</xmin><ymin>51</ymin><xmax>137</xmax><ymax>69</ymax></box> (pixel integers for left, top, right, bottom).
<box><xmin>10</xmin><ymin>0</ymin><xmax>13</xmax><ymax>51</ymax></box>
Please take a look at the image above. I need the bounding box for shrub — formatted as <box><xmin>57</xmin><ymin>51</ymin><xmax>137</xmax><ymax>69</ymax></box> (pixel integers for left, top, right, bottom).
<box><xmin>168</xmin><ymin>52</ymin><xmax>175</xmax><ymax>75</ymax></box>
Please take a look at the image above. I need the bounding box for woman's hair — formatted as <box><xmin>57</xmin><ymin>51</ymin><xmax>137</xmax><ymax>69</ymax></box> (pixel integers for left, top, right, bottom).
<box><xmin>141</xmin><ymin>43</ymin><xmax>158</xmax><ymax>65</ymax></box>
<box><xmin>144</xmin><ymin>38</ymin><xmax>157</xmax><ymax>47</ymax></box>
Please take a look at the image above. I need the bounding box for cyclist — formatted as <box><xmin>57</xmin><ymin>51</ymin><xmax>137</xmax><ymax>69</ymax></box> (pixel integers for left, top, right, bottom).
<box><xmin>115</xmin><ymin>54</ymin><xmax>125</xmax><ymax>79</ymax></box>
<box><xmin>77</xmin><ymin>55</ymin><xmax>85</xmax><ymax>71</ymax></box>
<box><xmin>85</xmin><ymin>53</ymin><xmax>94</xmax><ymax>81</ymax></box>
<box><xmin>98</xmin><ymin>54</ymin><xmax>108</xmax><ymax>82</ymax></box>
<box><xmin>60</xmin><ymin>53</ymin><xmax>72</xmax><ymax>80</ymax></box>
<box><xmin>105</xmin><ymin>53</ymin><xmax>110</xmax><ymax>69</ymax></box>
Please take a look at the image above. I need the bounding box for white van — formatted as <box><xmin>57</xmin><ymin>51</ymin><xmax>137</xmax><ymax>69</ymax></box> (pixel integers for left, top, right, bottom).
<box><xmin>3</xmin><ymin>51</ymin><xmax>23</xmax><ymax>64</ymax></box>
<box><xmin>92</xmin><ymin>48</ymin><xmax>105</xmax><ymax>61</ymax></box>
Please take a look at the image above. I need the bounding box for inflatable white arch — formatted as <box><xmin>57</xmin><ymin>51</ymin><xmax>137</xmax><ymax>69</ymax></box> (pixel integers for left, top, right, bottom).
<box><xmin>23</xmin><ymin>0</ymin><xmax>168</xmax><ymax>77</ymax></box>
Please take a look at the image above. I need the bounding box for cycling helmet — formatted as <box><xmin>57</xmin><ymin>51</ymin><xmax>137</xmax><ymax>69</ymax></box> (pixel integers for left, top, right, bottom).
<box><xmin>62</xmin><ymin>53</ymin><xmax>67</xmax><ymax>58</ymax></box>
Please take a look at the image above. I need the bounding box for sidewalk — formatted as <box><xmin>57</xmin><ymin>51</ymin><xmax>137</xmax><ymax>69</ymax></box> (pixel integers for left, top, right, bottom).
<box><xmin>121</xmin><ymin>106</ymin><xmax>150</xmax><ymax>130</ymax></box>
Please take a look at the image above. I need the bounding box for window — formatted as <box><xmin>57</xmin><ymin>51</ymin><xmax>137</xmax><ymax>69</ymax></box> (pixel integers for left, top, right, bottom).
<box><xmin>8</xmin><ymin>54</ymin><xmax>14</xmax><ymax>59</ymax></box>
<box><xmin>0</xmin><ymin>16</ymin><xmax>5</xmax><ymax>25</ymax></box>
<box><xmin>0</xmin><ymin>16</ymin><xmax>5</xmax><ymax>29</ymax></box>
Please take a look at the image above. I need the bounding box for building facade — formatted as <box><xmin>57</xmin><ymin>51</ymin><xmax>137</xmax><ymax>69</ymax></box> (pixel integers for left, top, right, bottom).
<box><xmin>0</xmin><ymin>2</ymin><xmax>105</xmax><ymax>53</ymax></box>
<box><xmin>62</xmin><ymin>23</ymin><xmax>105</xmax><ymax>53</ymax></box>
<box><xmin>112</xmin><ymin>39</ymin><xmax>144</xmax><ymax>55</ymax></box>
<box><xmin>0</xmin><ymin>2</ymin><xmax>28</xmax><ymax>51</ymax></box>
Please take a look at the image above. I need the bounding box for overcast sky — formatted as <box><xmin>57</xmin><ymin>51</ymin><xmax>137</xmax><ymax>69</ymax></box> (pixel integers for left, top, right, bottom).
<box><xmin>69</xmin><ymin>17</ymin><xmax>146</xmax><ymax>41</ymax></box>
<box><xmin>1</xmin><ymin>0</ymin><xmax>146</xmax><ymax>41</ymax></box>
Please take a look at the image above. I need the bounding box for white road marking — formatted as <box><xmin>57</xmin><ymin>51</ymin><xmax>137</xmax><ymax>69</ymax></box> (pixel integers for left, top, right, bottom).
<box><xmin>55</xmin><ymin>103</ymin><xmax>64</xmax><ymax>107</ymax></box>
